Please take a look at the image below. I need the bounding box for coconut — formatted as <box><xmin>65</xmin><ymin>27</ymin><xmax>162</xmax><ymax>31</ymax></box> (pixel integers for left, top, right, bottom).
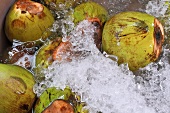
<box><xmin>102</xmin><ymin>11</ymin><xmax>164</xmax><ymax>71</ymax></box>
<box><xmin>34</xmin><ymin>87</ymin><xmax>87</xmax><ymax>113</ymax></box>
<box><xmin>5</xmin><ymin>0</ymin><xmax>54</xmax><ymax>42</ymax></box>
<box><xmin>0</xmin><ymin>63</ymin><xmax>36</xmax><ymax>113</ymax></box>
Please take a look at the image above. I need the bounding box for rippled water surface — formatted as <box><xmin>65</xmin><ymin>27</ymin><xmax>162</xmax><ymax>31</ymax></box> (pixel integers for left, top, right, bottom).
<box><xmin>31</xmin><ymin>0</ymin><xmax>170</xmax><ymax>113</ymax></box>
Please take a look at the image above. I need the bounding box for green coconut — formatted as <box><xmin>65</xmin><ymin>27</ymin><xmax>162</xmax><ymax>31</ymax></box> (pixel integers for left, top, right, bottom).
<box><xmin>0</xmin><ymin>63</ymin><xmax>36</xmax><ymax>113</ymax></box>
<box><xmin>5</xmin><ymin>0</ymin><xmax>54</xmax><ymax>42</ymax></box>
<box><xmin>73</xmin><ymin>1</ymin><xmax>108</xmax><ymax>50</ymax></box>
<box><xmin>35</xmin><ymin>37</ymin><xmax>62</xmax><ymax>67</ymax></box>
<box><xmin>73</xmin><ymin>1</ymin><xmax>108</xmax><ymax>25</ymax></box>
<box><xmin>34</xmin><ymin>37</ymin><xmax>62</xmax><ymax>76</ymax></box>
<box><xmin>34</xmin><ymin>87</ymin><xmax>88</xmax><ymax>113</ymax></box>
<box><xmin>102</xmin><ymin>11</ymin><xmax>164</xmax><ymax>71</ymax></box>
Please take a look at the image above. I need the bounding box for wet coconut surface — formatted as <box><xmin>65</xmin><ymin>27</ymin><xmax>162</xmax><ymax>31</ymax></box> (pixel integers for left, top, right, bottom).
<box><xmin>2</xmin><ymin>0</ymin><xmax>170</xmax><ymax>113</ymax></box>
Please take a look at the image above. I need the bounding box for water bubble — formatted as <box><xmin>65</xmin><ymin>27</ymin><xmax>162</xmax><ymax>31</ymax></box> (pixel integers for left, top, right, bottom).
<box><xmin>6</xmin><ymin>76</ymin><xmax>27</xmax><ymax>94</ymax></box>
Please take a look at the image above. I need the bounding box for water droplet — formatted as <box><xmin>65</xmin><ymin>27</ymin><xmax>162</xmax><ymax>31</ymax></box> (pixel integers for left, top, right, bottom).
<box><xmin>6</xmin><ymin>76</ymin><xmax>27</xmax><ymax>94</ymax></box>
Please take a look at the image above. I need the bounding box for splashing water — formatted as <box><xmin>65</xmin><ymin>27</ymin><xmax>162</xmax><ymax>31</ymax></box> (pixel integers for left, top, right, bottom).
<box><xmin>33</xmin><ymin>0</ymin><xmax>170</xmax><ymax>113</ymax></box>
<box><xmin>34</xmin><ymin>20</ymin><xmax>156</xmax><ymax>113</ymax></box>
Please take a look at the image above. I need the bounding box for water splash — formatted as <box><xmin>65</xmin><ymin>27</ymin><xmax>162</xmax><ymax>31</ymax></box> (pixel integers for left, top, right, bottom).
<box><xmin>33</xmin><ymin>0</ymin><xmax>170</xmax><ymax>113</ymax></box>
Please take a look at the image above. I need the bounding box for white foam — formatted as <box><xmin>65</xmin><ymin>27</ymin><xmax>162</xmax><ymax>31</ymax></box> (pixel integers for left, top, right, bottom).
<box><xmin>33</xmin><ymin>20</ymin><xmax>154</xmax><ymax>113</ymax></box>
<box><xmin>34</xmin><ymin>51</ymin><xmax>156</xmax><ymax>113</ymax></box>
<box><xmin>146</xmin><ymin>0</ymin><xmax>169</xmax><ymax>17</ymax></box>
